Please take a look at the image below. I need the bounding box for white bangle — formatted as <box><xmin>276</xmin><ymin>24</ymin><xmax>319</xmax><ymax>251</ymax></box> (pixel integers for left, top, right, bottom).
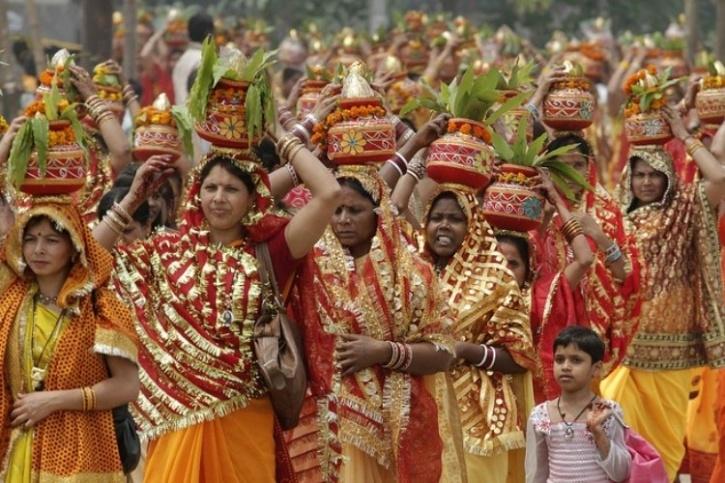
<box><xmin>386</xmin><ymin>158</ymin><xmax>404</xmax><ymax>176</ymax></box>
<box><xmin>474</xmin><ymin>345</ymin><xmax>490</xmax><ymax>368</ymax></box>
<box><xmin>486</xmin><ymin>346</ymin><xmax>497</xmax><ymax>370</ymax></box>
<box><xmin>292</xmin><ymin>124</ymin><xmax>310</xmax><ymax>144</ymax></box>
<box><xmin>286</xmin><ymin>163</ymin><xmax>300</xmax><ymax>186</ymax></box>
<box><xmin>394</xmin><ymin>151</ymin><xmax>408</xmax><ymax>167</ymax></box>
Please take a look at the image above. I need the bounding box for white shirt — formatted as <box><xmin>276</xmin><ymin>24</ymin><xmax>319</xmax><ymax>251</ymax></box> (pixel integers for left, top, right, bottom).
<box><xmin>172</xmin><ymin>42</ymin><xmax>202</xmax><ymax>106</ymax></box>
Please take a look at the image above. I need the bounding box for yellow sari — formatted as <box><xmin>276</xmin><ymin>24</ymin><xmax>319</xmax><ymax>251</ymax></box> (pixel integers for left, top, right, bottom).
<box><xmin>6</xmin><ymin>302</ymin><xmax>69</xmax><ymax>482</ymax></box>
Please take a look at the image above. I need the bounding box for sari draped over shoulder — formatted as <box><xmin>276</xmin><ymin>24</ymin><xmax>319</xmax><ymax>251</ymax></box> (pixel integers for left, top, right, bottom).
<box><xmin>424</xmin><ymin>188</ymin><xmax>535</xmax><ymax>458</ymax></box>
<box><xmin>531</xmin><ymin>161</ymin><xmax>642</xmax><ymax>385</ymax></box>
<box><xmin>0</xmin><ymin>199</ymin><xmax>138</xmax><ymax>482</ymax></box>
<box><xmin>111</xmin><ymin>151</ymin><xmax>291</xmax><ymax>442</ymax></box>
<box><xmin>286</xmin><ymin>165</ymin><xmax>463</xmax><ymax>483</ymax></box>
<box><xmin>78</xmin><ymin>136</ymin><xmax>114</xmax><ymax>225</ymax></box>
<box><xmin>615</xmin><ymin>147</ymin><xmax>725</xmax><ymax>369</ymax></box>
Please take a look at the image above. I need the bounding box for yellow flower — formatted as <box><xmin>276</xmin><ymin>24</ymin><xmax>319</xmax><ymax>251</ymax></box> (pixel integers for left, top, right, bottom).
<box><xmin>218</xmin><ymin>116</ymin><xmax>245</xmax><ymax>139</ymax></box>
<box><xmin>340</xmin><ymin>131</ymin><xmax>366</xmax><ymax>154</ymax></box>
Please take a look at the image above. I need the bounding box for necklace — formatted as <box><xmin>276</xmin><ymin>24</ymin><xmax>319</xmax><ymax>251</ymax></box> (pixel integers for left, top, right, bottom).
<box><xmin>36</xmin><ymin>292</ymin><xmax>57</xmax><ymax>307</ymax></box>
<box><xmin>557</xmin><ymin>394</ymin><xmax>597</xmax><ymax>439</ymax></box>
<box><xmin>29</xmin><ymin>297</ymin><xmax>66</xmax><ymax>391</ymax></box>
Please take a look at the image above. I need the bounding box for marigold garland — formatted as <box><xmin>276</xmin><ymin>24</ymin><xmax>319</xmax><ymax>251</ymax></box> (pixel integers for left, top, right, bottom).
<box><xmin>496</xmin><ymin>171</ymin><xmax>537</xmax><ymax>187</ymax></box>
<box><xmin>551</xmin><ymin>77</ymin><xmax>592</xmax><ymax>91</ymax></box>
<box><xmin>134</xmin><ymin>107</ymin><xmax>176</xmax><ymax>128</ymax></box>
<box><xmin>48</xmin><ymin>125</ymin><xmax>77</xmax><ymax>146</ymax></box>
<box><xmin>447</xmin><ymin>119</ymin><xmax>492</xmax><ymax>144</ymax></box>
<box><xmin>310</xmin><ymin>104</ymin><xmax>387</xmax><ymax>150</ymax></box>
<box><xmin>39</xmin><ymin>67</ymin><xmax>64</xmax><ymax>88</ymax></box>
<box><xmin>622</xmin><ymin>65</ymin><xmax>667</xmax><ymax>118</ymax></box>
<box><xmin>24</xmin><ymin>98</ymin><xmax>70</xmax><ymax>118</ymax></box>
<box><xmin>623</xmin><ymin>65</ymin><xmax>658</xmax><ymax>95</ymax></box>
<box><xmin>703</xmin><ymin>75</ymin><xmax>725</xmax><ymax>90</ymax></box>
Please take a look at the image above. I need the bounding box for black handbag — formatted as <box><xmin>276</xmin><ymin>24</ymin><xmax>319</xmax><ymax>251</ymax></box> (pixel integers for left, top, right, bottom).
<box><xmin>102</xmin><ymin>357</ymin><xmax>141</xmax><ymax>474</ymax></box>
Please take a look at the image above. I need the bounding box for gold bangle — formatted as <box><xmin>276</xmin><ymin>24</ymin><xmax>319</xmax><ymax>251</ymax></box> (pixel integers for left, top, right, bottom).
<box><xmin>282</xmin><ymin>138</ymin><xmax>303</xmax><ymax>161</ymax></box>
<box><xmin>287</xmin><ymin>143</ymin><xmax>306</xmax><ymax>162</ymax></box>
<box><xmin>107</xmin><ymin>210</ymin><xmax>129</xmax><ymax>231</ymax></box>
<box><xmin>112</xmin><ymin>202</ymin><xmax>133</xmax><ymax>224</ymax></box>
<box><xmin>275</xmin><ymin>134</ymin><xmax>296</xmax><ymax>153</ymax></box>
<box><xmin>103</xmin><ymin>215</ymin><xmax>123</xmax><ymax>236</ymax></box>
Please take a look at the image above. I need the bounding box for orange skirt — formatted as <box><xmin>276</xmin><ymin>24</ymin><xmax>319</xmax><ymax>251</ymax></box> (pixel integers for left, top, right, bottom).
<box><xmin>144</xmin><ymin>398</ymin><xmax>275</xmax><ymax>483</ymax></box>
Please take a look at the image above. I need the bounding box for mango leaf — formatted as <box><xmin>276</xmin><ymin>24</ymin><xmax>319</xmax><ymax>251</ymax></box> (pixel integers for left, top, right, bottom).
<box><xmin>541</xmin><ymin>159</ymin><xmax>593</xmax><ymax>196</ymax></box>
<box><xmin>453</xmin><ymin>67</ymin><xmax>476</xmax><ymax>116</ymax></box>
<box><xmin>7</xmin><ymin>122</ymin><xmax>33</xmax><ymax>187</ymax></box>
<box><xmin>171</xmin><ymin>105</ymin><xmax>194</xmax><ymax>157</ymax></box>
<box><xmin>61</xmin><ymin>106</ymin><xmax>88</xmax><ymax>156</ymax></box>
<box><xmin>44</xmin><ymin>82</ymin><xmax>61</xmax><ymax>121</ymax></box>
<box><xmin>261</xmin><ymin>75</ymin><xmax>276</xmax><ymax>135</ymax></box>
<box><xmin>187</xmin><ymin>37</ymin><xmax>218</xmax><ymax>121</ymax></box>
<box><xmin>213</xmin><ymin>65</ymin><xmax>239</xmax><ymax>85</ymax></box>
<box><xmin>491</xmin><ymin>131</ymin><xmax>514</xmax><ymax>162</ymax></box>
<box><xmin>547</xmin><ymin>168</ymin><xmax>577</xmax><ymax>201</ymax></box>
<box><xmin>240</xmin><ymin>48</ymin><xmax>277</xmax><ymax>82</ymax></box>
<box><xmin>245</xmin><ymin>83</ymin><xmax>262</xmax><ymax>144</ymax></box>
<box><xmin>31</xmin><ymin>115</ymin><xmax>49</xmax><ymax>175</ymax></box>
<box><xmin>485</xmin><ymin>91</ymin><xmax>528</xmax><ymax>125</ymax></box>
<box><xmin>525</xmin><ymin>131</ymin><xmax>548</xmax><ymax>166</ymax></box>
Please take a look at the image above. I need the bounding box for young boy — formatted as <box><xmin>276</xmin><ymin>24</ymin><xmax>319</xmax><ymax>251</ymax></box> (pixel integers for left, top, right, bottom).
<box><xmin>525</xmin><ymin>326</ymin><xmax>631</xmax><ymax>483</ymax></box>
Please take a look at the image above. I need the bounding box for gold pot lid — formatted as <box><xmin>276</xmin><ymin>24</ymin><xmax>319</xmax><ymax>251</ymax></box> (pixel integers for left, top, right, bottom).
<box><xmin>341</xmin><ymin>61</ymin><xmax>376</xmax><ymax>99</ymax></box>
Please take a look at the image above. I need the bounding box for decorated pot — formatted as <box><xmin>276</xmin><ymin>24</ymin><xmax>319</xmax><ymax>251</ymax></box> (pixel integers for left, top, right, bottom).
<box><xmin>482</xmin><ymin>164</ymin><xmax>544</xmax><ymax>232</ymax></box>
<box><xmin>543</xmin><ymin>80</ymin><xmax>595</xmax><ymax>131</ymax></box>
<box><xmin>195</xmin><ymin>78</ymin><xmax>252</xmax><ymax>149</ymax></box>
<box><xmin>133</xmin><ymin>125</ymin><xmax>182</xmax><ymax>162</ymax></box>
<box><xmin>425</xmin><ymin>118</ymin><xmax>495</xmax><ymax>190</ymax></box>
<box><xmin>696</xmin><ymin>87</ymin><xmax>725</xmax><ymax>124</ymax></box>
<box><xmin>296</xmin><ymin>80</ymin><xmax>328</xmax><ymax>118</ymax></box>
<box><xmin>624</xmin><ymin>111</ymin><xmax>673</xmax><ymax>145</ymax></box>
<box><xmin>327</xmin><ymin>98</ymin><xmax>396</xmax><ymax>165</ymax></box>
<box><xmin>21</xmin><ymin>120</ymin><xmax>86</xmax><ymax>195</ymax></box>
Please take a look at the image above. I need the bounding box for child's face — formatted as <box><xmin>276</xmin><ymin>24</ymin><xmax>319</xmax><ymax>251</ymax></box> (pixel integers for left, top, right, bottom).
<box><xmin>553</xmin><ymin>343</ymin><xmax>602</xmax><ymax>392</ymax></box>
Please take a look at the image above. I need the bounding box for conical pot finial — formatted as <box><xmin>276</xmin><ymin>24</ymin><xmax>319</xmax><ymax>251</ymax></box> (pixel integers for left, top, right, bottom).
<box><xmin>342</xmin><ymin>62</ymin><xmax>376</xmax><ymax>99</ymax></box>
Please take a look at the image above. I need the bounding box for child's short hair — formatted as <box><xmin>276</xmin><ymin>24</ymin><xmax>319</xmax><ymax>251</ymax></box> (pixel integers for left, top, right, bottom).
<box><xmin>553</xmin><ymin>326</ymin><xmax>605</xmax><ymax>363</ymax></box>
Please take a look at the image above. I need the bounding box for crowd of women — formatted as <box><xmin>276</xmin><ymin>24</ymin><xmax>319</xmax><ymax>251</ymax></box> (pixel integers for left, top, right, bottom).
<box><xmin>0</xmin><ymin>7</ymin><xmax>724</xmax><ymax>483</ymax></box>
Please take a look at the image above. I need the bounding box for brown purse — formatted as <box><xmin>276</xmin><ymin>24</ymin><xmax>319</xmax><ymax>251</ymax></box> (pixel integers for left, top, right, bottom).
<box><xmin>253</xmin><ymin>242</ymin><xmax>307</xmax><ymax>430</ymax></box>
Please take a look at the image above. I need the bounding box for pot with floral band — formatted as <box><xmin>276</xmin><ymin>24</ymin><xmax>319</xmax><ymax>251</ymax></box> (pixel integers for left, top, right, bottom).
<box><xmin>133</xmin><ymin>93</ymin><xmax>192</xmax><ymax>162</ymax></box>
<box><xmin>542</xmin><ymin>61</ymin><xmax>595</xmax><ymax>131</ymax></box>
<box><xmin>483</xmin><ymin>118</ymin><xmax>590</xmax><ymax>232</ymax></box>
<box><xmin>188</xmin><ymin>39</ymin><xmax>276</xmax><ymax>151</ymax></box>
<box><xmin>316</xmin><ymin>62</ymin><xmax>395</xmax><ymax>165</ymax></box>
<box><xmin>696</xmin><ymin>61</ymin><xmax>725</xmax><ymax>124</ymax></box>
<box><xmin>296</xmin><ymin>64</ymin><xmax>332</xmax><ymax>118</ymax></box>
<box><xmin>623</xmin><ymin>66</ymin><xmax>680</xmax><ymax>145</ymax></box>
<box><xmin>9</xmin><ymin>85</ymin><xmax>87</xmax><ymax>195</ymax></box>
<box><xmin>401</xmin><ymin>65</ymin><xmax>528</xmax><ymax>190</ymax></box>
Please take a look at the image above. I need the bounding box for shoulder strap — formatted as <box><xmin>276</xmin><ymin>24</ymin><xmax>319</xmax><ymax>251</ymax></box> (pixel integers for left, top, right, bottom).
<box><xmin>256</xmin><ymin>243</ymin><xmax>284</xmax><ymax>308</ymax></box>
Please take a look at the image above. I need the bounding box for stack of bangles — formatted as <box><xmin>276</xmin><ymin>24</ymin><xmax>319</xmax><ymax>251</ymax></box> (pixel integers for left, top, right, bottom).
<box><xmin>386</xmin><ymin>152</ymin><xmax>409</xmax><ymax>177</ymax></box>
<box><xmin>278</xmin><ymin>107</ymin><xmax>296</xmax><ymax>130</ymax></box>
<box><xmin>122</xmin><ymin>84</ymin><xmax>138</xmax><ymax>106</ymax></box>
<box><xmin>85</xmin><ymin>95</ymin><xmax>115</xmax><ymax>125</ymax></box>
<box><xmin>276</xmin><ymin>134</ymin><xmax>306</xmax><ymax>164</ymax></box>
<box><xmin>685</xmin><ymin>136</ymin><xmax>707</xmax><ymax>158</ymax></box>
<box><xmin>290</xmin><ymin>113</ymin><xmax>317</xmax><ymax>144</ymax></box>
<box><xmin>81</xmin><ymin>386</ymin><xmax>96</xmax><ymax>411</ymax></box>
<box><xmin>406</xmin><ymin>160</ymin><xmax>426</xmax><ymax>182</ymax></box>
<box><xmin>475</xmin><ymin>344</ymin><xmax>497</xmax><ymax>370</ymax></box>
<box><xmin>560</xmin><ymin>218</ymin><xmax>584</xmax><ymax>243</ymax></box>
<box><xmin>383</xmin><ymin>341</ymin><xmax>413</xmax><ymax>371</ymax></box>
<box><xmin>604</xmin><ymin>242</ymin><xmax>623</xmax><ymax>265</ymax></box>
<box><xmin>102</xmin><ymin>202</ymin><xmax>133</xmax><ymax>236</ymax></box>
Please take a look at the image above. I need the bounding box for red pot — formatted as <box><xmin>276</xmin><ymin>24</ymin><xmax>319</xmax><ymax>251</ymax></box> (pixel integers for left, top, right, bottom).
<box><xmin>542</xmin><ymin>82</ymin><xmax>595</xmax><ymax>131</ymax></box>
<box><xmin>195</xmin><ymin>78</ymin><xmax>252</xmax><ymax>149</ymax></box>
<box><xmin>133</xmin><ymin>124</ymin><xmax>182</xmax><ymax>162</ymax></box>
<box><xmin>327</xmin><ymin>117</ymin><xmax>396</xmax><ymax>166</ymax></box>
<box><xmin>624</xmin><ymin>111</ymin><xmax>673</xmax><ymax>145</ymax></box>
<box><xmin>482</xmin><ymin>164</ymin><xmax>544</xmax><ymax>232</ymax></box>
<box><xmin>696</xmin><ymin>87</ymin><xmax>725</xmax><ymax>124</ymax></box>
<box><xmin>20</xmin><ymin>120</ymin><xmax>86</xmax><ymax>195</ymax></box>
<box><xmin>297</xmin><ymin>79</ymin><xmax>328</xmax><ymax>118</ymax></box>
<box><xmin>425</xmin><ymin>118</ymin><xmax>494</xmax><ymax>190</ymax></box>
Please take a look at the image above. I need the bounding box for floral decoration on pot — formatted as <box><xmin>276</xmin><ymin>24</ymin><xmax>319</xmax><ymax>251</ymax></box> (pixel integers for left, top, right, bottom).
<box><xmin>623</xmin><ymin>65</ymin><xmax>680</xmax><ymax>145</ymax></box>
<box><xmin>696</xmin><ymin>61</ymin><xmax>725</xmax><ymax>125</ymax></box>
<box><xmin>133</xmin><ymin>93</ymin><xmax>193</xmax><ymax>162</ymax></box>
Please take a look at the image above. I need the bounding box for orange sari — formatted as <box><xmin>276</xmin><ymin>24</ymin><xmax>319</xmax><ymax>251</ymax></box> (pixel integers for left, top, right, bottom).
<box><xmin>0</xmin><ymin>199</ymin><xmax>138</xmax><ymax>482</ymax></box>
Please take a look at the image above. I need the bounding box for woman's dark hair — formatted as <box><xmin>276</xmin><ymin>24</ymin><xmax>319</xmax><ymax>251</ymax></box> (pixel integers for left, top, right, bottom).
<box><xmin>546</xmin><ymin>132</ymin><xmax>592</xmax><ymax>157</ymax></box>
<box><xmin>188</xmin><ymin>12</ymin><xmax>215</xmax><ymax>43</ymax></box>
<box><xmin>553</xmin><ymin>326</ymin><xmax>605</xmax><ymax>363</ymax></box>
<box><xmin>199</xmin><ymin>156</ymin><xmax>255</xmax><ymax>194</ymax></box>
<box><xmin>495</xmin><ymin>234</ymin><xmax>531</xmax><ymax>281</ymax></box>
<box><xmin>426</xmin><ymin>191</ymin><xmax>464</xmax><ymax>223</ymax></box>
<box><xmin>338</xmin><ymin>177</ymin><xmax>377</xmax><ymax>207</ymax></box>
<box><xmin>24</xmin><ymin>215</ymin><xmax>70</xmax><ymax>238</ymax></box>
<box><xmin>256</xmin><ymin>137</ymin><xmax>281</xmax><ymax>172</ymax></box>
<box><xmin>98</xmin><ymin>187</ymin><xmax>150</xmax><ymax>225</ymax></box>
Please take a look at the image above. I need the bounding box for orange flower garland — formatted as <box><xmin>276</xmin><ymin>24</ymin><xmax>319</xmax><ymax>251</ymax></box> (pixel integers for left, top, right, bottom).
<box><xmin>39</xmin><ymin>67</ymin><xmax>65</xmax><ymax>88</ymax></box>
<box><xmin>98</xmin><ymin>89</ymin><xmax>123</xmax><ymax>102</ymax></box>
<box><xmin>311</xmin><ymin>104</ymin><xmax>387</xmax><ymax>150</ymax></box>
<box><xmin>496</xmin><ymin>171</ymin><xmax>537</xmax><ymax>187</ymax></box>
<box><xmin>48</xmin><ymin>125</ymin><xmax>77</xmax><ymax>146</ymax></box>
<box><xmin>552</xmin><ymin>77</ymin><xmax>592</xmax><ymax>91</ymax></box>
<box><xmin>447</xmin><ymin>119</ymin><xmax>492</xmax><ymax>144</ymax></box>
<box><xmin>24</xmin><ymin>98</ymin><xmax>70</xmax><ymax>118</ymax></box>
<box><xmin>623</xmin><ymin>65</ymin><xmax>665</xmax><ymax>118</ymax></box>
<box><xmin>134</xmin><ymin>106</ymin><xmax>175</xmax><ymax>128</ymax></box>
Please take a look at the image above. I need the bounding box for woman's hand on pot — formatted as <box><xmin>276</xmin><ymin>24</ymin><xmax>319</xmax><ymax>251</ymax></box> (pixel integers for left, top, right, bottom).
<box><xmin>410</xmin><ymin>113</ymin><xmax>450</xmax><ymax>151</ymax></box>
<box><xmin>127</xmin><ymin>155</ymin><xmax>175</xmax><ymax>208</ymax></box>
<box><xmin>68</xmin><ymin>65</ymin><xmax>98</xmax><ymax>100</ymax></box>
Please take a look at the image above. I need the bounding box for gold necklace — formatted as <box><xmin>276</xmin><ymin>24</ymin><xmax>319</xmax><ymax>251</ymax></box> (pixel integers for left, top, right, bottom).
<box><xmin>29</xmin><ymin>297</ymin><xmax>66</xmax><ymax>391</ymax></box>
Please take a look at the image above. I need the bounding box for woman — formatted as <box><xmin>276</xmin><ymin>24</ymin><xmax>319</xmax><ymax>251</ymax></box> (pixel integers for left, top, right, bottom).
<box><xmin>68</xmin><ymin>63</ymin><xmax>133</xmax><ymax>224</ymax></box>
<box><xmin>601</xmin><ymin>107</ymin><xmax>725</xmax><ymax>481</ymax></box>
<box><xmin>286</xmin><ymin>164</ymin><xmax>463</xmax><ymax>482</ymax></box>
<box><xmin>0</xmin><ymin>199</ymin><xmax>139</xmax><ymax>482</ymax></box>
<box><xmin>392</xmin><ymin>161</ymin><xmax>537</xmax><ymax>483</ymax></box>
<box><xmin>95</xmin><ymin>117</ymin><xmax>341</xmax><ymax>481</ymax></box>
